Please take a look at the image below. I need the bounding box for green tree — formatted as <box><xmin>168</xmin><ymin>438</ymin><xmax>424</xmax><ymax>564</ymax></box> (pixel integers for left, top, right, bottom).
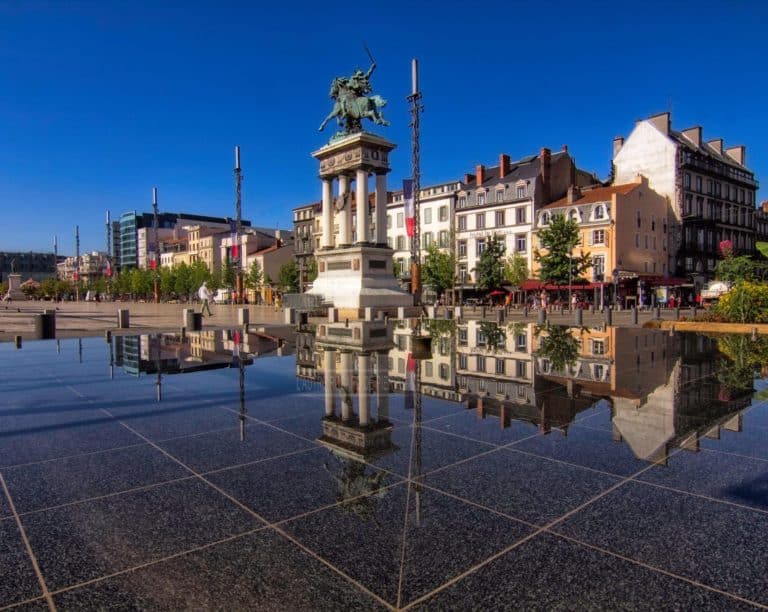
<box><xmin>534</xmin><ymin>215</ymin><xmax>591</xmax><ymax>285</ymax></box>
<box><xmin>244</xmin><ymin>260</ymin><xmax>263</xmax><ymax>290</ymax></box>
<box><xmin>503</xmin><ymin>251</ymin><xmax>529</xmax><ymax>287</ymax></box>
<box><xmin>190</xmin><ymin>261</ymin><xmax>211</xmax><ymax>293</ymax></box>
<box><xmin>421</xmin><ymin>243</ymin><xmax>456</xmax><ymax>301</ymax></box>
<box><xmin>278</xmin><ymin>260</ymin><xmax>299</xmax><ymax>293</ymax></box>
<box><xmin>535</xmin><ymin>324</ymin><xmax>579</xmax><ymax>372</ymax></box>
<box><xmin>306</xmin><ymin>258</ymin><xmax>318</xmax><ymax>283</ymax></box>
<box><xmin>221</xmin><ymin>258</ymin><xmax>236</xmax><ymax>289</ymax></box>
<box><xmin>159</xmin><ymin>266</ymin><xmax>176</xmax><ymax>297</ymax></box>
<box><xmin>40</xmin><ymin>277</ymin><xmax>58</xmax><ymax>299</ymax></box>
<box><xmin>715</xmin><ymin>239</ymin><xmax>758</xmax><ymax>283</ymax></box>
<box><xmin>173</xmin><ymin>263</ymin><xmax>193</xmax><ymax>299</ymax></box>
<box><xmin>393</xmin><ymin>259</ymin><xmax>404</xmax><ymax>278</ymax></box>
<box><xmin>474</xmin><ymin>235</ymin><xmax>506</xmax><ymax>292</ymax></box>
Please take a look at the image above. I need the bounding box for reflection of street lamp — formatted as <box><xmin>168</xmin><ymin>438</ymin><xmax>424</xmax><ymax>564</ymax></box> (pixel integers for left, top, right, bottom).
<box><xmin>612</xmin><ymin>267</ymin><xmax>619</xmax><ymax>309</ymax></box>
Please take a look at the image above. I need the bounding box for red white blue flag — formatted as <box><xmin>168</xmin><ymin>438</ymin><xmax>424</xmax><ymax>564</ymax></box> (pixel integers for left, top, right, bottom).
<box><xmin>404</xmin><ymin>352</ymin><xmax>416</xmax><ymax>410</ymax></box>
<box><xmin>403</xmin><ymin>179</ymin><xmax>415</xmax><ymax>238</ymax></box>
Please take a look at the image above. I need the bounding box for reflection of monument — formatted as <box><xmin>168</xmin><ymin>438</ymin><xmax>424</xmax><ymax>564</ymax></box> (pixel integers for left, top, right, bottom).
<box><xmin>307</xmin><ymin>62</ymin><xmax>411</xmax><ymax>309</ymax></box>
<box><xmin>315</xmin><ymin>320</ymin><xmax>398</xmax><ymax>460</ymax></box>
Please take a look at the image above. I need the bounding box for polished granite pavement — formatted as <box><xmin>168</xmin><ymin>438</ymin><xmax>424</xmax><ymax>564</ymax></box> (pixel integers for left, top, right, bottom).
<box><xmin>1</xmin><ymin>335</ymin><xmax>767</xmax><ymax>610</ymax></box>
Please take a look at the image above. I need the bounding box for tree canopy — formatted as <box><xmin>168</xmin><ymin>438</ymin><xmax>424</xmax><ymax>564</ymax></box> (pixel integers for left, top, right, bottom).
<box><xmin>474</xmin><ymin>235</ymin><xmax>506</xmax><ymax>292</ymax></box>
<box><xmin>534</xmin><ymin>215</ymin><xmax>591</xmax><ymax>285</ymax></box>
<box><xmin>421</xmin><ymin>243</ymin><xmax>455</xmax><ymax>299</ymax></box>
<box><xmin>503</xmin><ymin>251</ymin><xmax>529</xmax><ymax>287</ymax></box>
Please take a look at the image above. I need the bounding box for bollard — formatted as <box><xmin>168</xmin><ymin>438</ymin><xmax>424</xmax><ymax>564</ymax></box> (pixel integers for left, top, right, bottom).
<box><xmin>33</xmin><ymin>312</ymin><xmax>56</xmax><ymax>339</ymax></box>
<box><xmin>104</xmin><ymin>330</ymin><xmax>112</xmax><ymax>342</ymax></box>
<box><xmin>180</xmin><ymin>326</ymin><xmax>186</xmax><ymax>341</ymax></box>
<box><xmin>537</xmin><ymin>309</ymin><xmax>547</xmax><ymax>325</ymax></box>
<box><xmin>238</xmin><ymin>307</ymin><xmax>250</xmax><ymax>326</ymax></box>
<box><xmin>454</xmin><ymin>306</ymin><xmax>462</xmax><ymax>321</ymax></box>
<box><xmin>183</xmin><ymin>308</ymin><xmax>202</xmax><ymax>331</ymax></box>
<box><xmin>523</xmin><ymin>306</ymin><xmax>528</xmax><ymax>318</ymax></box>
<box><xmin>480</xmin><ymin>306</ymin><xmax>486</xmax><ymax>319</ymax></box>
<box><xmin>574</xmin><ymin>307</ymin><xmax>583</xmax><ymax>326</ymax></box>
<box><xmin>117</xmin><ymin>309</ymin><xmax>130</xmax><ymax>329</ymax></box>
<box><xmin>605</xmin><ymin>308</ymin><xmax>613</xmax><ymax>326</ymax></box>
<box><xmin>15</xmin><ymin>335</ymin><xmax>22</xmax><ymax>349</ymax></box>
<box><xmin>675</xmin><ymin>307</ymin><xmax>681</xmax><ymax>321</ymax></box>
<box><xmin>496</xmin><ymin>308</ymin><xmax>505</xmax><ymax>324</ymax></box>
<box><xmin>654</xmin><ymin>306</ymin><xmax>661</xmax><ymax>320</ymax></box>
<box><xmin>590</xmin><ymin>304</ymin><xmax>595</xmax><ymax>314</ymax></box>
<box><xmin>631</xmin><ymin>306</ymin><xmax>638</xmax><ymax>325</ymax></box>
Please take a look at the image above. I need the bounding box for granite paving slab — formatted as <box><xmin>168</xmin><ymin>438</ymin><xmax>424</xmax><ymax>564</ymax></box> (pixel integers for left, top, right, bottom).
<box><xmin>411</xmin><ymin>531</ymin><xmax>760</xmax><ymax>611</ymax></box>
<box><xmin>283</xmin><ymin>482</ymin><xmax>532</xmax><ymax>606</ymax></box>
<box><xmin>3</xmin><ymin>443</ymin><xmax>189</xmax><ymax>514</ymax></box>
<box><xmin>0</xmin><ymin>518</ymin><xmax>43</xmax><ymax>608</ymax></box>
<box><xmin>21</xmin><ymin>478</ymin><xmax>263</xmax><ymax>591</ymax></box>
<box><xmin>553</xmin><ymin>481</ymin><xmax>768</xmax><ymax>605</ymax></box>
<box><xmin>424</xmin><ymin>447</ymin><xmax>621</xmax><ymax>525</ymax></box>
<box><xmin>52</xmin><ymin>529</ymin><xmax>388</xmax><ymax>611</ymax></box>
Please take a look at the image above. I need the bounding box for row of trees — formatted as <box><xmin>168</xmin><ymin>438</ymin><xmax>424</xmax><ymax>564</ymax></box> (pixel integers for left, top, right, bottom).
<box><xmin>418</xmin><ymin>215</ymin><xmax>588</xmax><ymax>302</ymax></box>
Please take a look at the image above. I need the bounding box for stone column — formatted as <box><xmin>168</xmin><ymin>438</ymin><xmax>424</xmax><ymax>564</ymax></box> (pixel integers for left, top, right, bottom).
<box><xmin>358</xmin><ymin>352</ymin><xmax>371</xmax><ymax>426</ymax></box>
<box><xmin>375</xmin><ymin>172</ymin><xmax>388</xmax><ymax>247</ymax></box>
<box><xmin>356</xmin><ymin>169</ymin><xmax>370</xmax><ymax>244</ymax></box>
<box><xmin>338</xmin><ymin>174</ymin><xmax>351</xmax><ymax>247</ymax></box>
<box><xmin>376</xmin><ymin>351</ymin><xmax>389</xmax><ymax>421</ymax></box>
<box><xmin>321</xmin><ymin>178</ymin><xmax>334</xmax><ymax>249</ymax></box>
<box><xmin>339</xmin><ymin>350</ymin><xmax>353</xmax><ymax>421</ymax></box>
<box><xmin>324</xmin><ymin>348</ymin><xmax>336</xmax><ymax>417</ymax></box>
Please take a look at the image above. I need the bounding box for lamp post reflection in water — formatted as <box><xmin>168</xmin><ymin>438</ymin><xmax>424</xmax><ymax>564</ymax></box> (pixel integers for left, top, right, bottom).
<box><xmin>234</xmin><ymin>329</ymin><xmax>247</xmax><ymax>441</ymax></box>
<box><xmin>78</xmin><ymin>338</ymin><xmax>83</xmax><ymax>364</ymax></box>
<box><xmin>154</xmin><ymin>333</ymin><xmax>162</xmax><ymax>402</ymax></box>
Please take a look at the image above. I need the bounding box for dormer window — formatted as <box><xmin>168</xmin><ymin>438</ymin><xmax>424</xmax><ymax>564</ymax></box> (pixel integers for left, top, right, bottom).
<box><xmin>477</xmin><ymin>192</ymin><xmax>486</xmax><ymax>206</ymax></box>
<box><xmin>593</xmin><ymin>204</ymin><xmax>605</xmax><ymax>220</ymax></box>
<box><xmin>569</xmin><ymin>209</ymin><xmax>579</xmax><ymax>222</ymax></box>
<box><xmin>540</xmin><ymin>212</ymin><xmax>550</xmax><ymax>225</ymax></box>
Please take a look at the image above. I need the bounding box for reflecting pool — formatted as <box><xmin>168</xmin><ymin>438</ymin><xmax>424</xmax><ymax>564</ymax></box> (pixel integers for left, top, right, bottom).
<box><xmin>1</xmin><ymin>322</ymin><xmax>767</xmax><ymax>609</ymax></box>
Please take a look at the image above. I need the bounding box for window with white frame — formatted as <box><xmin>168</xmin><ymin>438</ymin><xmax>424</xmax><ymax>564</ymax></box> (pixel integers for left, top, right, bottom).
<box><xmin>423</xmin><ymin>208</ymin><xmax>432</xmax><ymax>224</ymax></box>
<box><xmin>540</xmin><ymin>212</ymin><xmax>550</xmax><ymax>225</ymax></box>
<box><xmin>592</xmin><ymin>229</ymin><xmax>605</xmax><ymax>245</ymax></box>
<box><xmin>458</xmin><ymin>196</ymin><xmax>466</xmax><ymax>208</ymax></box>
<box><xmin>517</xmin><ymin>185</ymin><xmax>526</xmax><ymax>198</ymax></box>
<box><xmin>397</xmin><ymin>212</ymin><xmax>404</xmax><ymax>228</ymax></box>
<box><xmin>592</xmin><ymin>339</ymin><xmax>605</xmax><ymax>355</ymax></box>
<box><xmin>439</xmin><ymin>205</ymin><xmax>449</xmax><ymax>221</ymax></box>
<box><xmin>477</xmin><ymin>355</ymin><xmax>486</xmax><ymax>372</ymax></box>
<box><xmin>439</xmin><ymin>230</ymin><xmax>449</xmax><ymax>247</ymax></box>
<box><xmin>458</xmin><ymin>240</ymin><xmax>467</xmax><ymax>257</ymax></box>
<box><xmin>516</xmin><ymin>208</ymin><xmax>526</xmax><ymax>224</ymax></box>
<box><xmin>476</xmin><ymin>213</ymin><xmax>485</xmax><ymax>229</ymax></box>
<box><xmin>476</xmin><ymin>328</ymin><xmax>488</xmax><ymax>346</ymax></box>
<box><xmin>496</xmin><ymin>358</ymin><xmax>505</xmax><ymax>374</ymax></box>
<box><xmin>458</xmin><ymin>353</ymin><xmax>467</xmax><ymax>368</ymax></box>
<box><xmin>496</xmin><ymin>190</ymin><xmax>504</xmax><ymax>202</ymax></box>
<box><xmin>516</xmin><ymin>333</ymin><xmax>527</xmax><ymax>351</ymax></box>
<box><xmin>423</xmin><ymin>232</ymin><xmax>434</xmax><ymax>247</ymax></box>
<box><xmin>477</xmin><ymin>192</ymin><xmax>486</xmax><ymax>206</ymax></box>
<box><xmin>516</xmin><ymin>234</ymin><xmax>526</xmax><ymax>252</ymax></box>
<box><xmin>495</xmin><ymin>210</ymin><xmax>505</xmax><ymax>227</ymax></box>
<box><xmin>593</xmin><ymin>205</ymin><xmax>605</xmax><ymax>220</ymax></box>
<box><xmin>396</xmin><ymin>236</ymin><xmax>405</xmax><ymax>250</ymax></box>
<box><xmin>516</xmin><ymin>360</ymin><xmax>527</xmax><ymax>378</ymax></box>
<box><xmin>476</xmin><ymin>239</ymin><xmax>486</xmax><ymax>256</ymax></box>
<box><xmin>458</xmin><ymin>216</ymin><xmax>467</xmax><ymax>231</ymax></box>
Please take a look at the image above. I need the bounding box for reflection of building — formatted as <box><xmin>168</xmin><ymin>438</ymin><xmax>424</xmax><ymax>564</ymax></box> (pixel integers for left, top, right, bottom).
<box><xmin>57</xmin><ymin>251</ymin><xmax>109</xmax><ymax>283</ymax></box>
<box><xmin>112</xmin><ymin>330</ymin><xmax>288</xmax><ymax>376</ymax></box>
<box><xmin>389</xmin><ymin>322</ymin><xmax>460</xmax><ymax>402</ymax></box>
<box><xmin>314</xmin><ymin>320</ymin><xmax>397</xmax><ymax>461</ymax></box>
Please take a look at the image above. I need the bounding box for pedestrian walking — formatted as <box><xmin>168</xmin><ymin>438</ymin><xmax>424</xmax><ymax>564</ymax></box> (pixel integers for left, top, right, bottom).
<box><xmin>198</xmin><ymin>281</ymin><xmax>213</xmax><ymax>316</ymax></box>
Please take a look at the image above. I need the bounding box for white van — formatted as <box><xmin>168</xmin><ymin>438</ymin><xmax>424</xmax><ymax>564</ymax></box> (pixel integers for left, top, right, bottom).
<box><xmin>213</xmin><ymin>289</ymin><xmax>230</xmax><ymax>304</ymax></box>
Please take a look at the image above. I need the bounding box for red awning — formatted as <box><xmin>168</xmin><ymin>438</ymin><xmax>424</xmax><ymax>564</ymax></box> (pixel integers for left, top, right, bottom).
<box><xmin>520</xmin><ymin>280</ymin><xmax>607</xmax><ymax>291</ymax></box>
<box><xmin>639</xmin><ymin>276</ymin><xmax>690</xmax><ymax>287</ymax></box>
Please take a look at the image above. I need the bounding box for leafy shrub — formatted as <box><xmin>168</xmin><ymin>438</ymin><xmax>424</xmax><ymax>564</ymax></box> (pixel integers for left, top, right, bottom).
<box><xmin>714</xmin><ymin>282</ymin><xmax>768</xmax><ymax>323</ymax></box>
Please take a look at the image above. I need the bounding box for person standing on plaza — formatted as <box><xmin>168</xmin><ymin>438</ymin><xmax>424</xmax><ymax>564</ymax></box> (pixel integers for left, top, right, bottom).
<box><xmin>198</xmin><ymin>281</ymin><xmax>213</xmax><ymax>316</ymax></box>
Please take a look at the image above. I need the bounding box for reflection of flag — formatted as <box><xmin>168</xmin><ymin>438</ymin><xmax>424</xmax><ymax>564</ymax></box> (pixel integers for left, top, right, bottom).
<box><xmin>150</xmin><ymin>259</ymin><xmax>157</xmax><ymax>270</ymax></box>
<box><xmin>403</xmin><ymin>179</ymin><xmax>415</xmax><ymax>238</ymax></box>
<box><xmin>231</xmin><ymin>234</ymin><xmax>239</xmax><ymax>259</ymax></box>
<box><xmin>105</xmin><ymin>261</ymin><xmax>112</xmax><ymax>277</ymax></box>
<box><xmin>404</xmin><ymin>352</ymin><xmax>416</xmax><ymax>410</ymax></box>
<box><xmin>233</xmin><ymin>330</ymin><xmax>241</xmax><ymax>357</ymax></box>
<box><xmin>73</xmin><ymin>272</ymin><xmax>79</xmax><ymax>281</ymax></box>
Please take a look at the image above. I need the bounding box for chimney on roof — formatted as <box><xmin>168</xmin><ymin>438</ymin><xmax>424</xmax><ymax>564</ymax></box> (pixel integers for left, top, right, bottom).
<box><xmin>681</xmin><ymin>126</ymin><xmax>702</xmax><ymax>147</ymax></box>
<box><xmin>561</xmin><ymin>144</ymin><xmax>568</xmax><ymax>154</ymax></box>
<box><xmin>612</xmin><ymin>136</ymin><xmax>624</xmax><ymax>158</ymax></box>
<box><xmin>464</xmin><ymin>173</ymin><xmax>475</xmax><ymax>185</ymax></box>
<box><xmin>707</xmin><ymin>138</ymin><xmax>724</xmax><ymax>155</ymax></box>
<box><xmin>476</xmin><ymin>164</ymin><xmax>485</xmax><ymax>186</ymax></box>
<box><xmin>648</xmin><ymin>111</ymin><xmax>671</xmax><ymax>135</ymax></box>
<box><xmin>540</xmin><ymin>147</ymin><xmax>551</xmax><ymax>202</ymax></box>
<box><xmin>725</xmin><ymin>145</ymin><xmax>746</xmax><ymax>166</ymax></box>
<box><xmin>499</xmin><ymin>154</ymin><xmax>510</xmax><ymax>179</ymax></box>
<box><xmin>567</xmin><ymin>185</ymin><xmax>581</xmax><ymax>204</ymax></box>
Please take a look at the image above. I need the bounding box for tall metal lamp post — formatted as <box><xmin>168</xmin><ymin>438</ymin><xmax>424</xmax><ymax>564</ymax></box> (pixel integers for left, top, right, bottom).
<box><xmin>234</xmin><ymin>146</ymin><xmax>243</xmax><ymax>304</ymax></box>
<box><xmin>152</xmin><ymin>187</ymin><xmax>159</xmax><ymax>304</ymax></box>
<box><xmin>407</xmin><ymin>59</ymin><xmax>423</xmax><ymax>307</ymax></box>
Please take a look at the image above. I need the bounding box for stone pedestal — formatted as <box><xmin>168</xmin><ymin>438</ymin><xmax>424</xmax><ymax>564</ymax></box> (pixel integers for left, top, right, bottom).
<box><xmin>307</xmin><ymin>132</ymin><xmax>411</xmax><ymax>310</ymax></box>
<box><xmin>3</xmin><ymin>274</ymin><xmax>27</xmax><ymax>301</ymax></box>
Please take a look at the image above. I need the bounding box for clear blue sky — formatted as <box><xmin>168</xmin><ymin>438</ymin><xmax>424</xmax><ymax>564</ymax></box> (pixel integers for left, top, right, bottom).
<box><xmin>2</xmin><ymin>0</ymin><xmax>767</xmax><ymax>255</ymax></box>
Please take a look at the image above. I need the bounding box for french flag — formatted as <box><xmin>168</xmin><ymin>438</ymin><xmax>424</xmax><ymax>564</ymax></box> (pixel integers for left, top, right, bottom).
<box><xmin>403</xmin><ymin>178</ymin><xmax>415</xmax><ymax>238</ymax></box>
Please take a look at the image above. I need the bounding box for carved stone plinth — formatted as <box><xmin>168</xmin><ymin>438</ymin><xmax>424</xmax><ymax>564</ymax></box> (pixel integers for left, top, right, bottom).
<box><xmin>3</xmin><ymin>274</ymin><xmax>27</xmax><ymax>301</ymax></box>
